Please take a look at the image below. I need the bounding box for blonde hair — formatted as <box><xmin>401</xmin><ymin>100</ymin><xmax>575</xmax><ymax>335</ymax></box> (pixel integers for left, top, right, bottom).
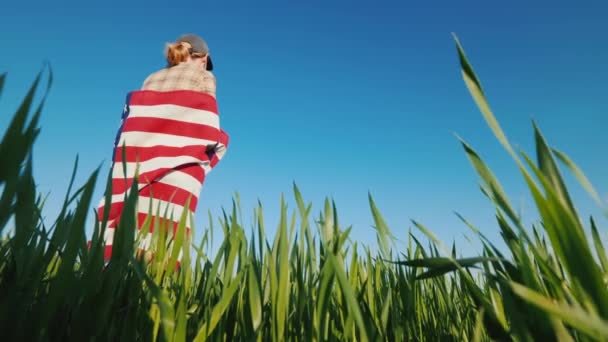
<box><xmin>165</xmin><ymin>41</ymin><xmax>191</xmax><ymax>66</ymax></box>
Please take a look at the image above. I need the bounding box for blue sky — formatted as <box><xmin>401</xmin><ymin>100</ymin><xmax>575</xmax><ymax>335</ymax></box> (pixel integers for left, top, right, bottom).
<box><xmin>1</xmin><ymin>1</ymin><xmax>607</xmax><ymax>254</ymax></box>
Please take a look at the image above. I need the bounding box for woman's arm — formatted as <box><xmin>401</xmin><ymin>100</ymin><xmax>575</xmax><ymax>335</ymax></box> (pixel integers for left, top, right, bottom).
<box><xmin>206</xmin><ymin>129</ymin><xmax>229</xmax><ymax>170</ymax></box>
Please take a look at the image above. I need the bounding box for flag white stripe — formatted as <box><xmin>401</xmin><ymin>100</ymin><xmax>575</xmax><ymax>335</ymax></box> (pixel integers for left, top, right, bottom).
<box><xmin>104</xmin><ymin>226</ymin><xmax>115</xmax><ymax>244</ymax></box>
<box><xmin>112</xmin><ymin>156</ymin><xmax>212</xmax><ymax>179</ymax></box>
<box><xmin>158</xmin><ymin>169</ymin><xmax>204</xmax><ymax>194</ymax></box>
<box><xmin>108</xmin><ymin>174</ymin><xmax>201</xmax><ymax>204</ymax></box>
<box><xmin>129</xmin><ymin>104</ymin><xmax>220</xmax><ymax>127</ymax></box>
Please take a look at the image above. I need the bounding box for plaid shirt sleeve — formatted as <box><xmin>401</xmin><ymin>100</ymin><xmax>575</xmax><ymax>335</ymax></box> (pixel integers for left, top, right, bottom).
<box><xmin>196</xmin><ymin>71</ymin><xmax>216</xmax><ymax>98</ymax></box>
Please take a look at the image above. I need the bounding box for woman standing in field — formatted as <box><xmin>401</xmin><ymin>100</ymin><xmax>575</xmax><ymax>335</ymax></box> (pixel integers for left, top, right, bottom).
<box><xmin>95</xmin><ymin>33</ymin><xmax>229</xmax><ymax>261</ymax></box>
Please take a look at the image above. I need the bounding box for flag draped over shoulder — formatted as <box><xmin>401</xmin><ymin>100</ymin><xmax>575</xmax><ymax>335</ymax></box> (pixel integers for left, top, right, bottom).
<box><xmin>96</xmin><ymin>90</ymin><xmax>229</xmax><ymax>260</ymax></box>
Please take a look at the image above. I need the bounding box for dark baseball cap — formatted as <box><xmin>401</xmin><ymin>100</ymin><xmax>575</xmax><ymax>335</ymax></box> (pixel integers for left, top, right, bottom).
<box><xmin>176</xmin><ymin>33</ymin><xmax>214</xmax><ymax>71</ymax></box>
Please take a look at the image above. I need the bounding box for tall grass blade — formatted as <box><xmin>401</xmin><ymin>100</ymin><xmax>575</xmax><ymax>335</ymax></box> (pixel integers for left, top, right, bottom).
<box><xmin>511</xmin><ymin>282</ymin><xmax>608</xmax><ymax>339</ymax></box>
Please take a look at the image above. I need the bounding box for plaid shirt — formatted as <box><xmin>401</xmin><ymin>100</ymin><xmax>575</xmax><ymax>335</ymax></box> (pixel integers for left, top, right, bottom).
<box><xmin>141</xmin><ymin>62</ymin><xmax>216</xmax><ymax>97</ymax></box>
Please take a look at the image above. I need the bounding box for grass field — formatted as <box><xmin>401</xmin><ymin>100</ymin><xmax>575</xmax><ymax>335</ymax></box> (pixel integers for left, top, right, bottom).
<box><xmin>0</xmin><ymin>35</ymin><xmax>606</xmax><ymax>341</ymax></box>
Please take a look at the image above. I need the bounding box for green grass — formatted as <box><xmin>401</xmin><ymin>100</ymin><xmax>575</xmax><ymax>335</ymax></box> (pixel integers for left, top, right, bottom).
<box><xmin>0</xmin><ymin>35</ymin><xmax>607</xmax><ymax>341</ymax></box>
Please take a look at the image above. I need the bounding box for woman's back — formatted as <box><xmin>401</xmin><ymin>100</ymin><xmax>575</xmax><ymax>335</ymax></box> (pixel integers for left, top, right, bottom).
<box><xmin>142</xmin><ymin>63</ymin><xmax>216</xmax><ymax>97</ymax></box>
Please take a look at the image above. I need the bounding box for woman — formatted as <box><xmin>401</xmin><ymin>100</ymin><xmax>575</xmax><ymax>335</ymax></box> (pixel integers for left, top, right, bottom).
<box><xmin>142</xmin><ymin>33</ymin><xmax>217</xmax><ymax>96</ymax></box>
<box><xmin>95</xmin><ymin>33</ymin><xmax>229</xmax><ymax>261</ymax></box>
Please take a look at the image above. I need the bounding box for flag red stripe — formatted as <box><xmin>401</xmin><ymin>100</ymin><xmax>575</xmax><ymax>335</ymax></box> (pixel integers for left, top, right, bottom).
<box><xmin>110</xmin><ymin>168</ymin><xmax>174</xmax><ymax>194</ymax></box>
<box><xmin>122</xmin><ymin>117</ymin><xmax>219</xmax><ymax>140</ymax></box>
<box><xmin>139</xmin><ymin>182</ymin><xmax>198</xmax><ymax>211</ymax></box>
<box><xmin>110</xmin><ymin>178</ymin><xmax>135</xmax><ymax>195</ymax></box>
<box><xmin>98</xmin><ymin>201</ymin><xmax>124</xmax><ymax>221</ymax></box>
<box><xmin>136</xmin><ymin>213</ymin><xmax>192</xmax><ymax>235</ymax></box>
<box><xmin>218</xmin><ymin>129</ymin><xmax>229</xmax><ymax>145</ymax></box>
<box><xmin>114</xmin><ymin>145</ymin><xmax>211</xmax><ymax>163</ymax></box>
<box><xmin>109</xmin><ymin>165</ymin><xmax>206</xmax><ymax>194</ymax></box>
<box><xmin>130</xmin><ymin>90</ymin><xmax>218</xmax><ymax>113</ymax></box>
<box><xmin>104</xmin><ymin>245</ymin><xmax>113</xmax><ymax>260</ymax></box>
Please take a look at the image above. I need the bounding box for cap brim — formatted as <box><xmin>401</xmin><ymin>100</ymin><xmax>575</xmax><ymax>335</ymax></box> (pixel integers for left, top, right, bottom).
<box><xmin>206</xmin><ymin>56</ymin><xmax>214</xmax><ymax>71</ymax></box>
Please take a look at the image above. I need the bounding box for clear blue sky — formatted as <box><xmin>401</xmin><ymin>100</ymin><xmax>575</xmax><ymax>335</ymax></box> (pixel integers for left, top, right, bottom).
<box><xmin>1</xmin><ymin>0</ymin><xmax>607</xmax><ymax>254</ymax></box>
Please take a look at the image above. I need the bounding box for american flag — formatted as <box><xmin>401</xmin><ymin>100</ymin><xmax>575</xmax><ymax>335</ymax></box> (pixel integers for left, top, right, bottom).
<box><xmin>95</xmin><ymin>90</ymin><xmax>229</xmax><ymax>260</ymax></box>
